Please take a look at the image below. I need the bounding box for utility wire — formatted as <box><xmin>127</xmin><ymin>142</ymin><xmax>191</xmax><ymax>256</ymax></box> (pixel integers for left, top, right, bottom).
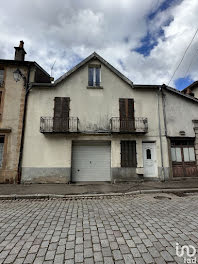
<box><xmin>168</xmin><ymin>27</ymin><xmax>198</xmax><ymax>85</ymax></box>
<box><xmin>183</xmin><ymin>46</ymin><xmax>198</xmax><ymax>78</ymax></box>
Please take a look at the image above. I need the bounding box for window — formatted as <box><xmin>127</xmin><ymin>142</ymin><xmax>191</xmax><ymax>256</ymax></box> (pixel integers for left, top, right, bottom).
<box><xmin>121</xmin><ymin>141</ymin><xmax>136</xmax><ymax>167</ymax></box>
<box><xmin>183</xmin><ymin>147</ymin><xmax>195</xmax><ymax>162</ymax></box>
<box><xmin>53</xmin><ymin>97</ymin><xmax>70</xmax><ymax>132</ymax></box>
<box><xmin>88</xmin><ymin>66</ymin><xmax>101</xmax><ymax>86</ymax></box>
<box><xmin>171</xmin><ymin>147</ymin><xmax>182</xmax><ymax>162</ymax></box>
<box><xmin>0</xmin><ymin>68</ymin><xmax>4</xmax><ymax>87</ymax></box>
<box><xmin>0</xmin><ymin>136</ymin><xmax>4</xmax><ymax>167</ymax></box>
<box><xmin>119</xmin><ymin>98</ymin><xmax>135</xmax><ymax>131</ymax></box>
<box><xmin>146</xmin><ymin>149</ymin><xmax>151</xmax><ymax>159</ymax></box>
<box><xmin>171</xmin><ymin>139</ymin><xmax>196</xmax><ymax>163</ymax></box>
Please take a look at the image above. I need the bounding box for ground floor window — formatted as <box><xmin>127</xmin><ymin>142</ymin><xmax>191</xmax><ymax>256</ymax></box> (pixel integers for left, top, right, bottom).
<box><xmin>170</xmin><ymin>138</ymin><xmax>197</xmax><ymax>177</ymax></box>
<box><xmin>121</xmin><ymin>141</ymin><xmax>136</xmax><ymax>167</ymax></box>
<box><xmin>0</xmin><ymin>136</ymin><xmax>4</xmax><ymax>167</ymax></box>
<box><xmin>171</xmin><ymin>139</ymin><xmax>195</xmax><ymax>163</ymax></box>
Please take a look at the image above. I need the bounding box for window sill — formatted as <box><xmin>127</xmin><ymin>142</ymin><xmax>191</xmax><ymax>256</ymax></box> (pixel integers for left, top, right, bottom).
<box><xmin>87</xmin><ymin>86</ymin><xmax>103</xmax><ymax>89</ymax></box>
<box><xmin>0</xmin><ymin>128</ymin><xmax>12</xmax><ymax>133</ymax></box>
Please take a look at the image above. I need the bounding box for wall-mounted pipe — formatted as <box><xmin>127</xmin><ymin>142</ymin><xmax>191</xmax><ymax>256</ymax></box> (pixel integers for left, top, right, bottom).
<box><xmin>158</xmin><ymin>86</ymin><xmax>165</xmax><ymax>181</ymax></box>
<box><xmin>17</xmin><ymin>64</ymin><xmax>31</xmax><ymax>183</ymax></box>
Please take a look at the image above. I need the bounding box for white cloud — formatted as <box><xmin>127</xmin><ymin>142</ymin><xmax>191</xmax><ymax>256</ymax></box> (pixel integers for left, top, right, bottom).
<box><xmin>0</xmin><ymin>0</ymin><xmax>197</xmax><ymax>88</ymax></box>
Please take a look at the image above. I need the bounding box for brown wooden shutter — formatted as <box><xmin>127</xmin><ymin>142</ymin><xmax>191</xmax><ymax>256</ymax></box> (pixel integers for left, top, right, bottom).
<box><xmin>119</xmin><ymin>99</ymin><xmax>127</xmax><ymax>120</ymax></box>
<box><xmin>119</xmin><ymin>98</ymin><xmax>135</xmax><ymax>131</ymax></box>
<box><xmin>53</xmin><ymin>97</ymin><xmax>70</xmax><ymax>132</ymax></box>
<box><xmin>127</xmin><ymin>99</ymin><xmax>134</xmax><ymax>119</ymax></box>
<box><xmin>121</xmin><ymin>141</ymin><xmax>136</xmax><ymax>167</ymax></box>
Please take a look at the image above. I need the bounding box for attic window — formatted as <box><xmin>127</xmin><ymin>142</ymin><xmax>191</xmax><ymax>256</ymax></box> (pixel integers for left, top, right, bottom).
<box><xmin>88</xmin><ymin>65</ymin><xmax>101</xmax><ymax>87</ymax></box>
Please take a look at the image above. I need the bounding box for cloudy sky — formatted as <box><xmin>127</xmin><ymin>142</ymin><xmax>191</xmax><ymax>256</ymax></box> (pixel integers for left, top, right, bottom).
<box><xmin>1</xmin><ymin>0</ymin><xmax>198</xmax><ymax>89</ymax></box>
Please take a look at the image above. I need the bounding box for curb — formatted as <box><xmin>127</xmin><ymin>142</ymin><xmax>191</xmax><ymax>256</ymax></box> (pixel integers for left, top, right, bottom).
<box><xmin>0</xmin><ymin>188</ymin><xmax>198</xmax><ymax>200</ymax></box>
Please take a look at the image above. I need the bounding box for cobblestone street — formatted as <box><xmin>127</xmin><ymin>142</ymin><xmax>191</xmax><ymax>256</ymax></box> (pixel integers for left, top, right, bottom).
<box><xmin>0</xmin><ymin>193</ymin><xmax>198</xmax><ymax>264</ymax></box>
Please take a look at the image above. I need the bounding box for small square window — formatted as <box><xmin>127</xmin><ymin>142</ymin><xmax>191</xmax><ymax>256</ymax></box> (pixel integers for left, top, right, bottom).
<box><xmin>88</xmin><ymin>66</ymin><xmax>101</xmax><ymax>87</ymax></box>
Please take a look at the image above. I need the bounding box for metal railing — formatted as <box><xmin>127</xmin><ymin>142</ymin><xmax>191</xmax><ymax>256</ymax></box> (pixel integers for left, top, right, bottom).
<box><xmin>40</xmin><ymin>117</ymin><xmax>79</xmax><ymax>133</ymax></box>
<box><xmin>110</xmin><ymin>117</ymin><xmax>148</xmax><ymax>133</ymax></box>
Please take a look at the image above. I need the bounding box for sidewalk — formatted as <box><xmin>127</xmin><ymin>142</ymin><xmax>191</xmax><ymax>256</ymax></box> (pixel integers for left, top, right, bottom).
<box><xmin>1</xmin><ymin>180</ymin><xmax>198</xmax><ymax>196</ymax></box>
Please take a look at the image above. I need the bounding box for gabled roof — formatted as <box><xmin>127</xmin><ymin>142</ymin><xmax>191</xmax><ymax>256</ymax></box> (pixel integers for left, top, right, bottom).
<box><xmin>182</xmin><ymin>81</ymin><xmax>198</xmax><ymax>92</ymax></box>
<box><xmin>0</xmin><ymin>59</ymin><xmax>50</xmax><ymax>77</ymax></box>
<box><xmin>133</xmin><ymin>84</ymin><xmax>198</xmax><ymax>103</ymax></box>
<box><xmin>165</xmin><ymin>85</ymin><xmax>198</xmax><ymax>103</ymax></box>
<box><xmin>31</xmin><ymin>52</ymin><xmax>133</xmax><ymax>88</ymax></box>
<box><xmin>28</xmin><ymin>52</ymin><xmax>198</xmax><ymax>105</ymax></box>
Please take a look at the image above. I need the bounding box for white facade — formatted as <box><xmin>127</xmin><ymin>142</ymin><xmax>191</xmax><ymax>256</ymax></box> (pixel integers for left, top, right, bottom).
<box><xmin>21</xmin><ymin>53</ymin><xmax>198</xmax><ymax>183</ymax></box>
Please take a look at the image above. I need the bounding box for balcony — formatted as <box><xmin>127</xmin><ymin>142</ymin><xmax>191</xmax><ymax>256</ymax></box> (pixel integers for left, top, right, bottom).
<box><xmin>40</xmin><ymin>117</ymin><xmax>79</xmax><ymax>133</ymax></box>
<box><xmin>110</xmin><ymin>117</ymin><xmax>148</xmax><ymax>133</ymax></box>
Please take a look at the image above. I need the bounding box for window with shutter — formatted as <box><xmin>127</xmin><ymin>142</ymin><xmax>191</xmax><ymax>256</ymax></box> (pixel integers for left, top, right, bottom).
<box><xmin>121</xmin><ymin>141</ymin><xmax>137</xmax><ymax>167</ymax></box>
<box><xmin>53</xmin><ymin>97</ymin><xmax>70</xmax><ymax>132</ymax></box>
<box><xmin>119</xmin><ymin>98</ymin><xmax>135</xmax><ymax>131</ymax></box>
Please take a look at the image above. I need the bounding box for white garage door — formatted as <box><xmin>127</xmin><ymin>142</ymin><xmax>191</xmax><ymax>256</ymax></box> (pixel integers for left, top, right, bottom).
<box><xmin>72</xmin><ymin>141</ymin><xmax>111</xmax><ymax>182</ymax></box>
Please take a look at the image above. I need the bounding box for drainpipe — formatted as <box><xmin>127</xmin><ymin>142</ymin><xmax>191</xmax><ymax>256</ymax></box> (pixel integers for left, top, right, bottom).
<box><xmin>17</xmin><ymin>64</ymin><xmax>31</xmax><ymax>183</ymax></box>
<box><xmin>161</xmin><ymin>84</ymin><xmax>167</xmax><ymax>137</ymax></box>
<box><xmin>158</xmin><ymin>86</ymin><xmax>165</xmax><ymax>181</ymax></box>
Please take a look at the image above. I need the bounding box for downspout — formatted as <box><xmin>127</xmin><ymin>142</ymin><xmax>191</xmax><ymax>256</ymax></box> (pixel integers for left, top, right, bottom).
<box><xmin>161</xmin><ymin>84</ymin><xmax>167</xmax><ymax>137</ymax></box>
<box><xmin>17</xmin><ymin>64</ymin><xmax>31</xmax><ymax>183</ymax></box>
<box><xmin>158</xmin><ymin>86</ymin><xmax>165</xmax><ymax>181</ymax></box>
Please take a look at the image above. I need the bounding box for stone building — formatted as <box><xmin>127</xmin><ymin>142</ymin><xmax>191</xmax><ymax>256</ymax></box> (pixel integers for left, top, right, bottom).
<box><xmin>0</xmin><ymin>41</ymin><xmax>50</xmax><ymax>183</ymax></box>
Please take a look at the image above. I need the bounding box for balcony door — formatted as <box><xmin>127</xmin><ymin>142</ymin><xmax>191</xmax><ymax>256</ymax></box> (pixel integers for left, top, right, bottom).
<box><xmin>119</xmin><ymin>98</ymin><xmax>135</xmax><ymax>132</ymax></box>
<box><xmin>53</xmin><ymin>97</ymin><xmax>70</xmax><ymax>132</ymax></box>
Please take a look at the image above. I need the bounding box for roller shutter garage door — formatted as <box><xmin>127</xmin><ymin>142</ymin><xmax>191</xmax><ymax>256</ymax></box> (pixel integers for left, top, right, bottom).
<box><xmin>72</xmin><ymin>141</ymin><xmax>111</xmax><ymax>182</ymax></box>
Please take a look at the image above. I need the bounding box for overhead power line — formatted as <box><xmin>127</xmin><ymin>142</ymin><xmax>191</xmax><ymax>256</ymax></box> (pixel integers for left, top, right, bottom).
<box><xmin>184</xmin><ymin>46</ymin><xmax>198</xmax><ymax>79</ymax></box>
<box><xmin>168</xmin><ymin>27</ymin><xmax>198</xmax><ymax>85</ymax></box>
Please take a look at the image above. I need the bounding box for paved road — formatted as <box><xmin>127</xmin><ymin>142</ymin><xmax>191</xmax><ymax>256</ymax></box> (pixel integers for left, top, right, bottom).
<box><xmin>0</xmin><ymin>193</ymin><xmax>198</xmax><ymax>264</ymax></box>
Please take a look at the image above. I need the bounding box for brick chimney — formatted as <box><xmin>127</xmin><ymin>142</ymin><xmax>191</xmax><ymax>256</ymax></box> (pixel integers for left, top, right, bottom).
<box><xmin>185</xmin><ymin>87</ymin><xmax>194</xmax><ymax>97</ymax></box>
<box><xmin>14</xmin><ymin>41</ymin><xmax>26</xmax><ymax>61</ymax></box>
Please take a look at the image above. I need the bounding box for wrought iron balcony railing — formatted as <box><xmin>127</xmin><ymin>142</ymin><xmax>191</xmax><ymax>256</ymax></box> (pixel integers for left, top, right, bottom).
<box><xmin>40</xmin><ymin>117</ymin><xmax>79</xmax><ymax>133</ymax></box>
<box><xmin>110</xmin><ymin>117</ymin><xmax>148</xmax><ymax>133</ymax></box>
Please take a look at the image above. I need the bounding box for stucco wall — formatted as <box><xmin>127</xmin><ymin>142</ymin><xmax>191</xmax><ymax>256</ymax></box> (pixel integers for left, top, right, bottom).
<box><xmin>164</xmin><ymin>90</ymin><xmax>198</xmax><ymax>137</ymax></box>
<box><xmin>193</xmin><ymin>87</ymin><xmax>198</xmax><ymax>99</ymax></box>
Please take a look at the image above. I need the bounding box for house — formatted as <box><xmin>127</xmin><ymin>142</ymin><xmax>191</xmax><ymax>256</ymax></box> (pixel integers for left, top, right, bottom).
<box><xmin>157</xmin><ymin>85</ymin><xmax>198</xmax><ymax>178</ymax></box>
<box><xmin>21</xmin><ymin>52</ymin><xmax>198</xmax><ymax>183</ymax></box>
<box><xmin>182</xmin><ymin>81</ymin><xmax>198</xmax><ymax>98</ymax></box>
<box><xmin>0</xmin><ymin>41</ymin><xmax>51</xmax><ymax>183</ymax></box>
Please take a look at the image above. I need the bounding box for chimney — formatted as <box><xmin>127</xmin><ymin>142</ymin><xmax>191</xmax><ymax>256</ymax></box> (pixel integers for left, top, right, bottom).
<box><xmin>14</xmin><ymin>41</ymin><xmax>26</xmax><ymax>61</ymax></box>
<box><xmin>186</xmin><ymin>87</ymin><xmax>194</xmax><ymax>97</ymax></box>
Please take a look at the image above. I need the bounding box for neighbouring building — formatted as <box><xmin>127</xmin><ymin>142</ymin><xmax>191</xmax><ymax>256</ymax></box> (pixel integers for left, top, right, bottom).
<box><xmin>160</xmin><ymin>86</ymin><xmax>198</xmax><ymax>178</ymax></box>
<box><xmin>182</xmin><ymin>81</ymin><xmax>198</xmax><ymax>98</ymax></box>
<box><xmin>0</xmin><ymin>41</ymin><xmax>51</xmax><ymax>183</ymax></box>
<box><xmin>21</xmin><ymin>52</ymin><xmax>198</xmax><ymax>183</ymax></box>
